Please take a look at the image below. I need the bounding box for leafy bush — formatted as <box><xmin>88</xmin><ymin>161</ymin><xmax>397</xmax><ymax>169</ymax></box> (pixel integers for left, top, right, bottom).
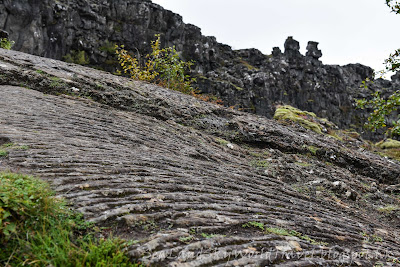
<box><xmin>355</xmin><ymin>1</ymin><xmax>400</xmax><ymax>137</ymax></box>
<box><xmin>0</xmin><ymin>172</ymin><xmax>141</xmax><ymax>266</ymax></box>
<box><xmin>0</xmin><ymin>38</ymin><xmax>14</xmax><ymax>50</ymax></box>
<box><xmin>116</xmin><ymin>34</ymin><xmax>197</xmax><ymax>95</ymax></box>
<box><xmin>356</xmin><ymin>90</ymin><xmax>400</xmax><ymax>136</ymax></box>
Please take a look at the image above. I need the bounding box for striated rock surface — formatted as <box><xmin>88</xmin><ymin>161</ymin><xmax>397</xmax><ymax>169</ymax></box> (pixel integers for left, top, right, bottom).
<box><xmin>0</xmin><ymin>0</ymin><xmax>399</xmax><ymax>140</ymax></box>
<box><xmin>1</xmin><ymin>48</ymin><xmax>400</xmax><ymax>266</ymax></box>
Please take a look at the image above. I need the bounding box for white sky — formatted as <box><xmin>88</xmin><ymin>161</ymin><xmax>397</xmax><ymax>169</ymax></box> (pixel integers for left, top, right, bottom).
<box><xmin>152</xmin><ymin>0</ymin><xmax>400</xmax><ymax>78</ymax></box>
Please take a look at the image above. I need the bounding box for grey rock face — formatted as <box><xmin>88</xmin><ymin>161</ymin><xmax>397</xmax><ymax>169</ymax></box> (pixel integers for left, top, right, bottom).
<box><xmin>0</xmin><ymin>0</ymin><xmax>398</xmax><ymax>139</ymax></box>
<box><xmin>306</xmin><ymin>41</ymin><xmax>322</xmax><ymax>59</ymax></box>
<box><xmin>284</xmin><ymin>36</ymin><xmax>301</xmax><ymax>58</ymax></box>
<box><xmin>0</xmin><ymin>29</ymin><xmax>7</xmax><ymax>39</ymax></box>
<box><xmin>1</xmin><ymin>49</ymin><xmax>400</xmax><ymax>266</ymax></box>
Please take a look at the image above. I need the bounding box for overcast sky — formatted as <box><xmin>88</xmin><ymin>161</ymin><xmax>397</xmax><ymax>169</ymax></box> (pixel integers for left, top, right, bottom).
<box><xmin>152</xmin><ymin>0</ymin><xmax>399</xmax><ymax>78</ymax></box>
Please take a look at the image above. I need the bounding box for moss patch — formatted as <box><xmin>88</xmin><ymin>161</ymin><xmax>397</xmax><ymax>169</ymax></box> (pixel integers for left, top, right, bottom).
<box><xmin>376</xmin><ymin>139</ymin><xmax>400</xmax><ymax>149</ymax></box>
<box><xmin>375</xmin><ymin>139</ymin><xmax>400</xmax><ymax>161</ymax></box>
<box><xmin>274</xmin><ymin>105</ymin><xmax>323</xmax><ymax>134</ymax></box>
<box><xmin>239</xmin><ymin>59</ymin><xmax>258</xmax><ymax>70</ymax></box>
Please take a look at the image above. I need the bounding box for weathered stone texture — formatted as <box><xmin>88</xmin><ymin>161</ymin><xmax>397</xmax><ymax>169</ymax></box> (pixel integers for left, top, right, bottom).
<box><xmin>0</xmin><ymin>0</ymin><xmax>398</xmax><ymax>140</ymax></box>
<box><xmin>1</xmin><ymin>48</ymin><xmax>400</xmax><ymax>266</ymax></box>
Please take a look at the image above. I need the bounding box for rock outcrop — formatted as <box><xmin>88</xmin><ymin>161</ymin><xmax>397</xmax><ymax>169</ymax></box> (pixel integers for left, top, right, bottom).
<box><xmin>0</xmin><ymin>0</ymin><xmax>398</xmax><ymax>140</ymax></box>
<box><xmin>1</xmin><ymin>47</ymin><xmax>400</xmax><ymax>266</ymax></box>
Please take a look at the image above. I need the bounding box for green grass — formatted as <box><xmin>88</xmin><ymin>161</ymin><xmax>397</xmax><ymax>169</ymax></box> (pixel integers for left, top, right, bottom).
<box><xmin>179</xmin><ymin>235</ymin><xmax>194</xmax><ymax>242</ymax></box>
<box><xmin>0</xmin><ymin>172</ymin><xmax>142</xmax><ymax>266</ymax></box>
<box><xmin>0</xmin><ymin>150</ymin><xmax>7</xmax><ymax>157</ymax></box>
<box><xmin>2</xmin><ymin>143</ymin><xmax>14</xmax><ymax>148</ymax></box>
<box><xmin>242</xmin><ymin>221</ymin><xmax>328</xmax><ymax>246</ymax></box>
<box><xmin>215</xmin><ymin>137</ymin><xmax>229</xmax><ymax>146</ymax></box>
<box><xmin>1</xmin><ymin>143</ymin><xmax>29</xmax><ymax>150</ymax></box>
<box><xmin>360</xmin><ymin>232</ymin><xmax>384</xmax><ymax>243</ymax></box>
<box><xmin>295</xmin><ymin>162</ymin><xmax>311</xmax><ymax>167</ymax></box>
<box><xmin>305</xmin><ymin>145</ymin><xmax>319</xmax><ymax>155</ymax></box>
<box><xmin>250</xmin><ymin>159</ymin><xmax>270</xmax><ymax>168</ymax></box>
<box><xmin>200</xmin><ymin>233</ymin><xmax>224</xmax><ymax>239</ymax></box>
<box><xmin>377</xmin><ymin>204</ymin><xmax>400</xmax><ymax>214</ymax></box>
<box><xmin>242</xmin><ymin>221</ymin><xmax>265</xmax><ymax>231</ymax></box>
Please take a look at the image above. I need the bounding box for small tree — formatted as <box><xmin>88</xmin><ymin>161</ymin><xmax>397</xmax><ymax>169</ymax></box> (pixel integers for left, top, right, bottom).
<box><xmin>355</xmin><ymin>1</ymin><xmax>400</xmax><ymax>137</ymax></box>
<box><xmin>356</xmin><ymin>90</ymin><xmax>400</xmax><ymax>136</ymax></box>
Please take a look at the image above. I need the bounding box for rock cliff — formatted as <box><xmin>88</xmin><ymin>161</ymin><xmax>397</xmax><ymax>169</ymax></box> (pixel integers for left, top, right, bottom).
<box><xmin>0</xmin><ymin>0</ymin><xmax>398</xmax><ymax>139</ymax></box>
<box><xmin>1</xmin><ymin>47</ymin><xmax>400</xmax><ymax>266</ymax></box>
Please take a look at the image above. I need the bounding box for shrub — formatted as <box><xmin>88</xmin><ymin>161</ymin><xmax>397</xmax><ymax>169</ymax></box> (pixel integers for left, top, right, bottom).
<box><xmin>115</xmin><ymin>34</ymin><xmax>197</xmax><ymax>95</ymax></box>
<box><xmin>355</xmin><ymin>89</ymin><xmax>400</xmax><ymax>136</ymax></box>
<box><xmin>0</xmin><ymin>38</ymin><xmax>14</xmax><ymax>50</ymax></box>
<box><xmin>355</xmin><ymin>1</ymin><xmax>400</xmax><ymax>137</ymax></box>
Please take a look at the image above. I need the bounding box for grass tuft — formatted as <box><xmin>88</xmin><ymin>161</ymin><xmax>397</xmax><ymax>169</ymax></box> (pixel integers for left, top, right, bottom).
<box><xmin>0</xmin><ymin>150</ymin><xmax>7</xmax><ymax>157</ymax></box>
<box><xmin>0</xmin><ymin>172</ymin><xmax>142</xmax><ymax>266</ymax></box>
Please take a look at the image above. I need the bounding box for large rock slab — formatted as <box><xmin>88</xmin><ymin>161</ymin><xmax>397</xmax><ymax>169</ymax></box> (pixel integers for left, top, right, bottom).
<box><xmin>1</xmin><ymin>49</ymin><xmax>400</xmax><ymax>266</ymax></box>
<box><xmin>0</xmin><ymin>0</ymin><xmax>399</xmax><ymax>140</ymax></box>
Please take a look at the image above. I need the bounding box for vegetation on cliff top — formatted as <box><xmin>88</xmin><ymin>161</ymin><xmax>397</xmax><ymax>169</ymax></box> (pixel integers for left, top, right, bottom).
<box><xmin>356</xmin><ymin>85</ymin><xmax>400</xmax><ymax>137</ymax></box>
<box><xmin>115</xmin><ymin>34</ymin><xmax>222</xmax><ymax>104</ymax></box>
<box><xmin>355</xmin><ymin>1</ymin><xmax>400</xmax><ymax>138</ymax></box>
<box><xmin>0</xmin><ymin>172</ymin><xmax>141</xmax><ymax>266</ymax></box>
<box><xmin>115</xmin><ymin>34</ymin><xmax>196</xmax><ymax>95</ymax></box>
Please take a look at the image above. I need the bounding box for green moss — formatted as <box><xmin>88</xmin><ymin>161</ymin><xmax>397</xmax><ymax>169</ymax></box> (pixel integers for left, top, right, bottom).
<box><xmin>179</xmin><ymin>235</ymin><xmax>194</xmax><ymax>242</ymax></box>
<box><xmin>1</xmin><ymin>143</ymin><xmax>14</xmax><ymax>148</ymax></box>
<box><xmin>200</xmin><ymin>233</ymin><xmax>224</xmax><ymax>239</ymax></box>
<box><xmin>230</xmin><ymin>82</ymin><xmax>243</xmax><ymax>91</ymax></box>
<box><xmin>304</xmin><ymin>145</ymin><xmax>319</xmax><ymax>155</ymax></box>
<box><xmin>375</xmin><ymin>139</ymin><xmax>400</xmax><ymax>161</ymax></box>
<box><xmin>99</xmin><ymin>41</ymin><xmax>117</xmax><ymax>54</ymax></box>
<box><xmin>215</xmin><ymin>137</ymin><xmax>229</xmax><ymax>146</ymax></box>
<box><xmin>242</xmin><ymin>221</ymin><xmax>327</xmax><ymax>246</ymax></box>
<box><xmin>114</xmin><ymin>23</ymin><xmax>122</xmax><ymax>33</ymax></box>
<box><xmin>328</xmin><ymin>130</ymin><xmax>344</xmax><ymax>141</ymax></box>
<box><xmin>239</xmin><ymin>59</ymin><xmax>257</xmax><ymax>70</ymax></box>
<box><xmin>63</xmin><ymin>50</ymin><xmax>90</xmax><ymax>65</ymax></box>
<box><xmin>360</xmin><ymin>232</ymin><xmax>384</xmax><ymax>243</ymax></box>
<box><xmin>250</xmin><ymin>160</ymin><xmax>270</xmax><ymax>168</ymax></box>
<box><xmin>0</xmin><ymin>149</ymin><xmax>7</xmax><ymax>157</ymax></box>
<box><xmin>274</xmin><ymin>105</ymin><xmax>322</xmax><ymax>134</ymax></box>
<box><xmin>377</xmin><ymin>205</ymin><xmax>400</xmax><ymax>214</ymax></box>
<box><xmin>376</xmin><ymin>139</ymin><xmax>400</xmax><ymax>149</ymax></box>
<box><xmin>266</xmin><ymin>227</ymin><xmax>290</xmax><ymax>236</ymax></box>
<box><xmin>265</xmin><ymin>227</ymin><xmax>328</xmax><ymax>246</ymax></box>
<box><xmin>242</xmin><ymin>221</ymin><xmax>265</xmax><ymax>231</ymax></box>
<box><xmin>295</xmin><ymin>162</ymin><xmax>311</xmax><ymax>167</ymax></box>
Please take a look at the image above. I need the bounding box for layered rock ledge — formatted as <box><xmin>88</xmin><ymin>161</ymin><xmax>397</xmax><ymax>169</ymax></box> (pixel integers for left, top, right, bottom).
<box><xmin>1</xmin><ymin>49</ymin><xmax>400</xmax><ymax>266</ymax></box>
<box><xmin>1</xmin><ymin>0</ymin><xmax>399</xmax><ymax>140</ymax></box>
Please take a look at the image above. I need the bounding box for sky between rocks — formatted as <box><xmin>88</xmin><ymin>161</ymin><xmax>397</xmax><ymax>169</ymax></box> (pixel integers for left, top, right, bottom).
<box><xmin>152</xmin><ymin>0</ymin><xmax>400</xmax><ymax>79</ymax></box>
